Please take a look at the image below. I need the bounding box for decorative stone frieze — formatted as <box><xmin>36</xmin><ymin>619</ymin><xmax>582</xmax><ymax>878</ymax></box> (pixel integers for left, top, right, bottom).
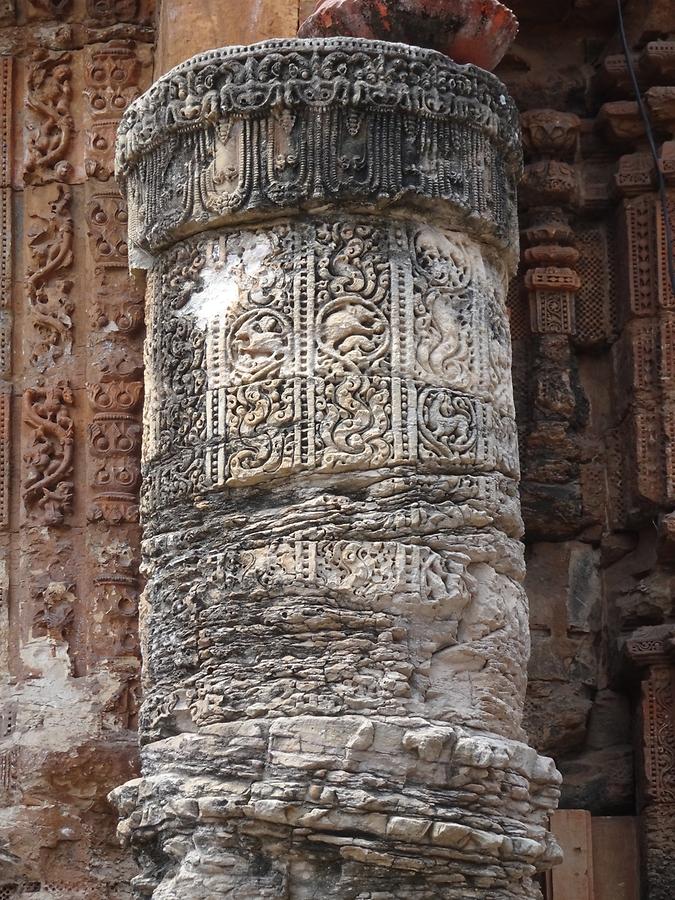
<box><xmin>115</xmin><ymin>38</ymin><xmax>521</xmax><ymax>264</ymax></box>
<box><xmin>111</xmin><ymin>36</ymin><xmax>561</xmax><ymax>899</ymax></box>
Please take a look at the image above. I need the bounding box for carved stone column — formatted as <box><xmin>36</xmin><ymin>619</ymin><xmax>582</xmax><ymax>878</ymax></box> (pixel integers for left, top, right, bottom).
<box><xmin>111</xmin><ymin>37</ymin><xmax>561</xmax><ymax>899</ymax></box>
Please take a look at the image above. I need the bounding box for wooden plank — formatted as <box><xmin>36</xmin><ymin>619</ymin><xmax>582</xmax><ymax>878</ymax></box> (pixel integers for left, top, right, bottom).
<box><xmin>591</xmin><ymin>817</ymin><xmax>640</xmax><ymax>900</ymax></box>
<box><xmin>550</xmin><ymin>809</ymin><xmax>595</xmax><ymax>900</ymax></box>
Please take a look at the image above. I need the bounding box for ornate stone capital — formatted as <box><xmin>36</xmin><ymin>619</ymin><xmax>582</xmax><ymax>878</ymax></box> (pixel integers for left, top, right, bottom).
<box><xmin>116</xmin><ymin>37</ymin><xmax>522</xmax><ymax>265</ymax></box>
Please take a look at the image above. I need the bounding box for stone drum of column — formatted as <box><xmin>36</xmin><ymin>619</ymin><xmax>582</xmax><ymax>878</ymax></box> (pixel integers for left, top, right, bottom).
<box><xmin>111</xmin><ymin>37</ymin><xmax>562</xmax><ymax>899</ymax></box>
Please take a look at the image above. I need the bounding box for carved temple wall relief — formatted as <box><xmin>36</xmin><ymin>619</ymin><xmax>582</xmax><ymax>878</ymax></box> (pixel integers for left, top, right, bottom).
<box><xmin>111</xmin><ymin>37</ymin><xmax>561</xmax><ymax>899</ymax></box>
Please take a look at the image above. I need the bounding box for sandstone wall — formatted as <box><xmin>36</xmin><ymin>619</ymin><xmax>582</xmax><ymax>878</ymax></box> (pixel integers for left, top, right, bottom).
<box><xmin>0</xmin><ymin>2</ymin><xmax>153</xmax><ymax>896</ymax></box>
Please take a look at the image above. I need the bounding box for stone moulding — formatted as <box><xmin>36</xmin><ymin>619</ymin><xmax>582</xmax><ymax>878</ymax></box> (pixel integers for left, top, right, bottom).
<box><xmin>111</xmin><ymin>36</ymin><xmax>561</xmax><ymax>900</ymax></box>
<box><xmin>115</xmin><ymin>37</ymin><xmax>521</xmax><ymax>263</ymax></box>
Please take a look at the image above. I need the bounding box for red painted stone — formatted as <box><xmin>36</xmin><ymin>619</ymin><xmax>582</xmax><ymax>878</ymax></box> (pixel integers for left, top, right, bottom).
<box><xmin>297</xmin><ymin>0</ymin><xmax>518</xmax><ymax>71</ymax></box>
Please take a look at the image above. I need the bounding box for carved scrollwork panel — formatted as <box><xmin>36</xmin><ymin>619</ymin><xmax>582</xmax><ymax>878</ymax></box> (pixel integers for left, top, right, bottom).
<box><xmin>26</xmin><ymin>184</ymin><xmax>74</xmax><ymax>373</ymax></box>
<box><xmin>87</xmin><ymin>381</ymin><xmax>142</xmax><ymax>524</ymax></box>
<box><xmin>22</xmin><ymin>381</ymin><xmax>74</xmax><ymax>526</ymax></box>
<box><xmin>24</xmin><ymin>50</ymin><xmax>74</xmax><ymax>184</ymax></box>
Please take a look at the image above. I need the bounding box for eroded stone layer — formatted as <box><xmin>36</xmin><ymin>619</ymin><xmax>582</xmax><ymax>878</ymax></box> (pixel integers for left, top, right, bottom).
<box><xmin>111</xmin><ymin>38</ymin><xmax>561</xmax><ymax>899</ymax></box>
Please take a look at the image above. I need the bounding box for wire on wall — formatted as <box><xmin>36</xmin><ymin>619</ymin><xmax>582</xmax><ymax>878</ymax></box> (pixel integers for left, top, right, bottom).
<box><xmin>616</xmin><ymin>0</ymin><xmax>675</xmax><ymax>297</ymax></box>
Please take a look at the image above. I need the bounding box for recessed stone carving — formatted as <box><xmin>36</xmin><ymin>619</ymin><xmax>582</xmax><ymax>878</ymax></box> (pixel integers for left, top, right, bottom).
<box><xmin>22</xmin><ymin>381</ymin><xmax>74</xmax><ymax>526</ymax></box>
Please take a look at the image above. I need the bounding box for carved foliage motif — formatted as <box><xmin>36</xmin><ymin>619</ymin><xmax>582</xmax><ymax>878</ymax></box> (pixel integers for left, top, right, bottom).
<box><xmin>643</xmin><ymin>665</ymin><xmax>675</xmax><ymax>804</ymax></box>
<box><xmin>144</xmin><ymin>218</ymin><xmax>517</xmax><ymax>508</ymax></box>
<box><xmin>90</xmin><ymin>265</ymin><xmax>144</xmax><ymax>342</ymax></box>
<box><xmin>91</xmin><ymin>538</ymin><xmax>141</xmax><ymax>667</ymax></box>
<box><xmin>26</xmin><ymin>185</ymin><xmax>74</xmax><ymax>372</ymax></box>
<box><xmin>25</xmin><ymin>50</ymin><xmax>74</xmax><ymax>184</ymax></box>
<box><xmin>22</xmin><ymin>382</ymin><xmax>74</xmax><ymax>526</ymax></box>
<box><xmin>615</xmin><ymin>192</ymin><xmax>675</xmax><ymax>505</ymax></box>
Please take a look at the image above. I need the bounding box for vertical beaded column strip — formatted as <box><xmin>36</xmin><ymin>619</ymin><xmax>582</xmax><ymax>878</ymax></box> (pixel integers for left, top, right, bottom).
<box><xmin>111</xmin><ymin>38</ymin><xmax>562</xmax><ymax>900</ymax></box>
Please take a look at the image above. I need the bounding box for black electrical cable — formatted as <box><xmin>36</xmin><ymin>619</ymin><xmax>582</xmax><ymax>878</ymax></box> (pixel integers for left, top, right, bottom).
<box><xmin>616</xmin><ymin>0</ymin><xmax>675</xmax><ymax>297</ymax></box>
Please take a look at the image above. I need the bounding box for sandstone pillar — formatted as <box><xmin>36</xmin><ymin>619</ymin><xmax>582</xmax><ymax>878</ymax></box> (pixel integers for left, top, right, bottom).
<box><xmin>111</xmin><ymin>36</ymin><xmax>562</xmax><ymax>899</ymax></box>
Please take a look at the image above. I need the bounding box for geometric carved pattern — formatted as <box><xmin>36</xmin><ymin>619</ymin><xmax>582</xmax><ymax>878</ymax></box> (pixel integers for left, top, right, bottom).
<box><xmin>84</xmin><ymin>41</ymin><xmax>143</xmax><ymax>183</ymax></box>
<box><xmin>0</xmin><ymin>187</ymin><xmax>10</xmax><ymax>374</ymax></box>
<box><xmin>0</xmin><ymin>57</ymin><xmax>10</xmax><ymax>534</ymax></box>
<box><xmin>575</xmin><ymin>223</ymin><xmax>617</xmax><ymax>346</ymax></box>
<box><xmin>507</xmin><ymin>274</ymin><xmax>529</xmax><ymax>341</ymax></box>
<box><xmin>0</xmin><ymin>389</ymin><xmax>9</xmax><ymax>529</ymax></box>
<box><xmin>635</xmin><ymin>407</ymin><xmax>666</xmax><ymax>505</ymax></box>
<box><xmin>1</xmin><ymin>56</ymin><xmax>11</xmax><ymax>189</ymax></box>
<box><xmin>620</xmin><ymin>194</ymin><xmax>657</xmax><ymax>319</ymax></box>
<box><xmin>1</xmin><ymin>57</ymin><xmax>12</xmax><ymax>381</ymax></box>
<box><xmin>656</xmin><ymin>194</ymin><xmax>675</xmax><ymax>311</ymax></box>
<box><xmin>87</xmin><ymin>381</ymin><xmax>142</xmax><ymax>524</ymax></box>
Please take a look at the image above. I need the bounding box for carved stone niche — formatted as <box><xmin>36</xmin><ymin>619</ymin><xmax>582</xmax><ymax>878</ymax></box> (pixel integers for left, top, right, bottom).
<box><xmin>110</xmin><ymin>38</ymin><xmax>561</xmax><ymax>899</ymax></box>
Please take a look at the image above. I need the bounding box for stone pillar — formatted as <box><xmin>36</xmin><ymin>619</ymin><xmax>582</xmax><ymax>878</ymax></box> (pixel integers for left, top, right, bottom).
<box><xmin>111</xmin><ymin>37</ymin><xmax>562</xmax><ymax>899</ymax></box>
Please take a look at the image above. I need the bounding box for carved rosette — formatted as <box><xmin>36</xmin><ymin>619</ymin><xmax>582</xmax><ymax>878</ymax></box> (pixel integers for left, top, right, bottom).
<box><xmin>111</xmin><ymin>38</ymin><xmax>561</xmax><ymax>899</ymax></box>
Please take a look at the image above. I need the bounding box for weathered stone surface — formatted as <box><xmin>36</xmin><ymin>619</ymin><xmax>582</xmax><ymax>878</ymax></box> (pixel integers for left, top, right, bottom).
<box><xmin>558</xmin><ymin>745</ymin><xmax>635</xmax><ymax>814</ymax></box>
<box><xmin>110</xmin><ymin>35</ymin><xmax>561</xmax><ymax>899</ymax></box>
<box><xmin>3</xmin><ymin>0</ymin><xmax>675</xmax><ymax>894</ymax></box>
<box><xmin>115</xmin><ymin>37</ymin><xmax>521</xmax><ymax>265</ymax></box>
